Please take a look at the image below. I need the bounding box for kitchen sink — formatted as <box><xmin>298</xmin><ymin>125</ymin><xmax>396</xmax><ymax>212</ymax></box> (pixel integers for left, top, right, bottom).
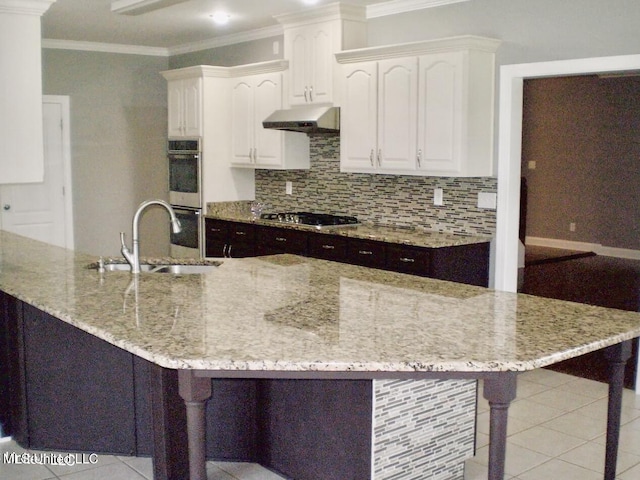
<box><xmin>94</xmin><ymin>261</ymin><xmax>222</xmax><ymax>274</ymax></box>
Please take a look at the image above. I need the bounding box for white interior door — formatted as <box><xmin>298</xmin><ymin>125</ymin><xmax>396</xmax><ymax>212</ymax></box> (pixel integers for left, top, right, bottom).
<box><xmin>0</xmin><ymin>95</ymin><xmax>73</xmax><ymax>249</ymax></box>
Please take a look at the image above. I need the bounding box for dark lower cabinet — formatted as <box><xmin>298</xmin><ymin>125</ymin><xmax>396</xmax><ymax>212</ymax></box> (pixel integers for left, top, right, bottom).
<box><xmin>307</xmin><ymin>234</ymin><xmax>348</xmax><ymax>262</ymax></box>
<box><xmin>431</xmin><ymin>242</ymin><xmax>491</xmax><ymax>287</ymax></box>
<box><xmin>257</xmin><ymin>226</ymin><xmax>308</xmax><ymax>256</ymax></box>
<box><xmin>205</xmin><ymin>218</ymin><xmax>490</xmax><ymax>287</ymax></box>
<box><xmin>386</xmin><ymin>244</ymin><xmax>431</xmax><ymax>276</ymax></box>
<box><xmin>205</xmin><ymin>218</ymin><xmax>256</xmax><ymax>258</ymax></box>
<box><xmin>346</xmin><ymin>238</ymin><xmax>387</xmax><ymax>269</ymax></box>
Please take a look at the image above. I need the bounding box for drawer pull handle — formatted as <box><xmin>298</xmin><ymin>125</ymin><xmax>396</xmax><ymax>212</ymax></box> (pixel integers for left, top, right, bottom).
<box><xmin>400</xmin><ymin>257</ymin><xmax>415</xmax><ymax>263</ymax></box>
<box><xmin>322</xmin><ymin>245</ymin><xmax>335</xmax><ymax>250</ymax></box>
<box><xmin>210</xmin><ymin>228</ymin><xmax>221</xmax><ymax>232</ymax></box>
<box><xmin>235</xmin><ymin>231</ymin><xmax>246</xmax><ymax>236</ymax></box>
<box><xmin>358</xmin><ymin>250</ymin><xmax>373</xmax><ymax>255</ymax></box>
<box><xmin>275</xmin><ymin>237</ymin><xmax>287</xmax><ymax>242</ymax></box>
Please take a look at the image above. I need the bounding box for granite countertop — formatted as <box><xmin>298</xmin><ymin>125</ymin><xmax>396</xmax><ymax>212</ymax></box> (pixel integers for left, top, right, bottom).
<box><xmin>1</xmin><ymin>230</ymin><xmax>640</xmax><ymax>374</ymax></box>
<box><xmin>205</xmin><ymin>203</ymin><xmax>492</xmax><ymax>249</ymax></box>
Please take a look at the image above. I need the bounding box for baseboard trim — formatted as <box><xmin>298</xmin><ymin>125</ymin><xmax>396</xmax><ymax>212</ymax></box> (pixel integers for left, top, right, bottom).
<box><xmin>526</xmin><ymin>237</ymin><xmax>640</xmax><ymax>260</ymax></box>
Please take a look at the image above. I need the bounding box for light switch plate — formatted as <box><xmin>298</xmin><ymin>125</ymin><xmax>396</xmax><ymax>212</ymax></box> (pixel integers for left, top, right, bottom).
<box><xmin>477</xmin><ymin>192</ymin><xmax>497</xmax><ymax>209</ymax></box>
<box><xmin>285</xmin><ymin>181</ymin><xmax>293</xmax><ymax>195</ymax></box>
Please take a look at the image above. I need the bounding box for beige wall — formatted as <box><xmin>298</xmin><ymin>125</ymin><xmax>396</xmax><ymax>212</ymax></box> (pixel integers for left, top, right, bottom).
<box><xmin>42</xmin><ymin>50</ymin><xmax>170</xmax><ymax>257</ymax></box>
<box><xmin>522</xmin><ymin>75</ymin><xmax>640</xmax><ymax>251</ymax></box>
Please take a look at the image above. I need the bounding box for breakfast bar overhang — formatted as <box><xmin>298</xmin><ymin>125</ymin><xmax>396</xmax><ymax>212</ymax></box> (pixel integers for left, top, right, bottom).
<box><xmin>1</xmin><ymin>233</ymin><xmax>640</xmax><ymax>480</ymax></box>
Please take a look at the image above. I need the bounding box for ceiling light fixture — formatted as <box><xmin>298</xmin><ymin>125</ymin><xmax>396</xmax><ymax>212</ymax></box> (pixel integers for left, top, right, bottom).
<box><xmin>210</xmin><ymin>12</ymin><xmax>230</xmax><ymax>25</ymax></box>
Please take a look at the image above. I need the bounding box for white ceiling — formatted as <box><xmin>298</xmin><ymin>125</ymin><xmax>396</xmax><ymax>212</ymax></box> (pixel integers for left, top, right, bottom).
<box><xmin>40</xmin><ymin>0</ymin><xmax>395</xmax><ymax>53</ymax></box>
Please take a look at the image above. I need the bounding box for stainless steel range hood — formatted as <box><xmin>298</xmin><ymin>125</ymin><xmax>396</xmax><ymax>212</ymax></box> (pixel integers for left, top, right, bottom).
<box><xmin>262</xmin><ymin>106</ymin><xmax>339</xmax><ymax>134</ymax></box>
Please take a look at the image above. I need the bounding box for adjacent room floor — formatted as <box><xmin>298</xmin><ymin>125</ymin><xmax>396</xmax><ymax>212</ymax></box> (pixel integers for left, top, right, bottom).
<box><xmin>2</xmin><ymin>369</ymin><xmax>640</xmax><ymax>479</ymax></box>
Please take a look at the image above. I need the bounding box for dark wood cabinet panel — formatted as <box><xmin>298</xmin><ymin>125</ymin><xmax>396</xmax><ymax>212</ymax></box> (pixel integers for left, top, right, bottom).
<box><xmin>347</xmin><ymin>238</ymin><xmax>387</xmax><ymax>269</ymax></box>
<box><xmin>256</xmin><ymin>225</ymin><xmax>308</xmax><ymax>256</ymax></box>
<box><xmin>431</xmin><ymin>242</ymin><xmax>490</xmax><ymax>287</ymax></box>
<box><xmin>307</xmin><ymin>234</ymin><xmax>348</xmax><ymax>262</ymax></box>
<box><xmin>385</xmin><ymin>244</ymin><xmax>431</xmax><ymax>276</ymax></box>
<box><xmin>22</xmin><ymin>304</ymin><xmax>137</xmax><ymax>454</ymax></box>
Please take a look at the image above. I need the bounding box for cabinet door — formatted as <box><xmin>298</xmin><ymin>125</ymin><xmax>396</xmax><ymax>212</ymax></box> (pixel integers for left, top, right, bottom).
<box><xmin>205</xmin><ymin>218</ymin><xmax>229</xmax><ymax>257</ymax></box>
<box><xmin>167</xmin><ymin>80</ymin><xmax>185</xmax><ymax>137</ymax></box>
<box><xmin>253</xmin><ymin>74</ymin><xmax>283</xmax><ymax>167</ymax></box>
<box><xmin>227</xmin><ymin>222</ymin><xmax>256</xmax><ymax>258</ymax></box>
<box><xmin>287</xmin><ymin>27</ymin><xmax>310</xmax><ymax>106</ymax></box>
<box><xmin>286</xmin><ymin>22</ymin><xmax>334</xmax><ymax>106</ymax></box>
<box><xmin>340</xmin><ymin>62</ymin><xmax>378</xmax><ymax>171</ymax></box>
<box><xmin>307</xmin><ymin>21</ymin><xmax>333</xmax><ymax>105</ymax></box>
<box><xmin>182</xmin><ymin>77</ymin><xmax>202</xmax><ymax>138</ymax></box>
<box><xmin>231</xmin><ymin>79</ymin><xmax>255</xmax><ymax>165</ymax></box>
<box><xmin>377</xmin><ymin>57</ymin><xmax>418</xmax><ymax>171</ymax></box>
<box><xmin>417</xmin><ymin>52</ymin><xmax>464</xmax><ymax>174</ymax></box>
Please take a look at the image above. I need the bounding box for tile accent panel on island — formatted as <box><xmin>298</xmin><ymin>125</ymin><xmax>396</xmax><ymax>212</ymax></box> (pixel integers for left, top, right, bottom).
<box><xmin>255</xmin><ymin>135</ymin><xmax>497</xmax><ymax>237</ymax></box>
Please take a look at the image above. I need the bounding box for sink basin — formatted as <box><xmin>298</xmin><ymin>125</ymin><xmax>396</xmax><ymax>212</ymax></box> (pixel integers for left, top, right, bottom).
<box><xmin>98</xmin><ymin>262</ymin><xmax>221</xmax><ymax>274</ymax></box>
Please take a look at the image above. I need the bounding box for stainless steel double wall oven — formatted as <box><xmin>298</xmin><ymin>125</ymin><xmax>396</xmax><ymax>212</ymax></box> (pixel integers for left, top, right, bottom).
<box><xmin>168</xmin><ymin>139</ymin><xmax>202</xmax><ymax>258</ymax></box>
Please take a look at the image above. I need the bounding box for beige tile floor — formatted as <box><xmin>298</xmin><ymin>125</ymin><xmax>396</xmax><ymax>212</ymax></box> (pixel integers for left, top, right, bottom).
<box><xmin>2</xmin><ymin>369</ymin><xmax>640</xmax><ymax>479</ymax></box>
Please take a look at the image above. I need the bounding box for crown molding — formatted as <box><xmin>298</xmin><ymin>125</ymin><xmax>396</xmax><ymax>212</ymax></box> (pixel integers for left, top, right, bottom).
<box><xmin>336</xmin><ymin>35</ymin><xmax>501</xmax><ymax>64</ymax></box>
<box><xmin>42</xmin><ymin>38</ymin><xmax>169</xmax><ymax>57</ymax></box>
<box><xmin>168</xmin><ymin>24</ymin><xmax>283</xmax><ymax>56</ymax></box>
<box><xmin>0</xmin><ymin>0</ymin><xmax>55</xmax><ymax>15</ymax></box>
<box><xmin>367</xmin><ymin>0</ymin><xmax>470</xmax><ymax>18</ymax></box>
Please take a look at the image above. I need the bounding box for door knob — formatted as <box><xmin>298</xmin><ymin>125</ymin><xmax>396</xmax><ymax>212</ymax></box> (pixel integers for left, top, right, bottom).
<box><xmin>3</xmin><ymin>204</ymin><xmax>10</xmax><ymax>211</ymax></box>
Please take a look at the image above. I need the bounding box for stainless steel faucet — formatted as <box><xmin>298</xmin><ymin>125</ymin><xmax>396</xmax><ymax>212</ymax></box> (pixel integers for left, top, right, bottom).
<box><xmin>120</xmin><ymin>199</ymin><xmax>182</xmax><ymax>274</ymax></box>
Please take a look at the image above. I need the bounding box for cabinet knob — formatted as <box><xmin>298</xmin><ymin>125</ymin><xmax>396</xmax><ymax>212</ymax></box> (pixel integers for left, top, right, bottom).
<box><xmin>3</xmin><ymin>204</ymin><xmax>10</xmax><ymax>211</ymax></box>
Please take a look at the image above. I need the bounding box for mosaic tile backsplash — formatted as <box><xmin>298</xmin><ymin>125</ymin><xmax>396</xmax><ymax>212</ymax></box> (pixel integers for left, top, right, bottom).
<box><xmin>373</xmin><ymin>379</ymin><xmax>476</xmax><ymax>480</ymax></box>
<box><xmin>255</xmin><ymin>135</ymin><xmax>497</xmax><ymax>237</ymax></box>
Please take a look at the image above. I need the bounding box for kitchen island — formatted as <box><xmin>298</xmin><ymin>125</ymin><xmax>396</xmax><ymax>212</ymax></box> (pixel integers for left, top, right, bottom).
<box><xmin>1</xmin><ymin>231</ymin><xmax>640</xmax><ymax>480</ymax></box>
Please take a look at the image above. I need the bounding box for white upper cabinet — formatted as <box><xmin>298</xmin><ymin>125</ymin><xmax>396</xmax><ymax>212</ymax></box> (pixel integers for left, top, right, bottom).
<box><xmin>341</xmin><ymin>58</ymin><xmax>418</xmax><ymax>172</ymax></box>
<box><xmin>337</xmin><ymin>36</ymin><xmax>501</xmax><ymax>177</ymax></box>
<box><xmin>166</xmin><ymin>76</ymin><xmax>202</xmax><ymax>138</ymax></box>
<box><xmin>286</xmin><ymin>21</ymin><xmax>334</xmax><ymax>106</ymax></box>
<box><xmin>230</xmin><ymin>70</ymin><xmax>309</xmax><ymax>170</ymax></box>
<box><xmin>0</xmin><ymin>3</ymin><xmax>54</xmax><ymax>184</ymax></box>
<box><xmin>276</xmin><ymin>3</ymin><xmax>367</xmax><ymax>107</ymax></box>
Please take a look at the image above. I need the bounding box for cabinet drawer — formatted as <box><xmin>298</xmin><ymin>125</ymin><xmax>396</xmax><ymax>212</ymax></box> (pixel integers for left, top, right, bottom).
<box><xmin>385</xmin><ymin>244</ymin><xmax>430</xmax><ymax>276</ymax></box>
<box><xmin>307</xmin><ymin>234</ymin><xmax>348</xmax><ymax>262</ymax></box>
<box><xmin>257</xmin><ymin>226</ymin><xmax>308</xmax><ymax>255</ymax></box>
<box><xmin>347</xmin><ymin>239</ymin><xmax>386</xmax><ymax>269</ymax></box>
